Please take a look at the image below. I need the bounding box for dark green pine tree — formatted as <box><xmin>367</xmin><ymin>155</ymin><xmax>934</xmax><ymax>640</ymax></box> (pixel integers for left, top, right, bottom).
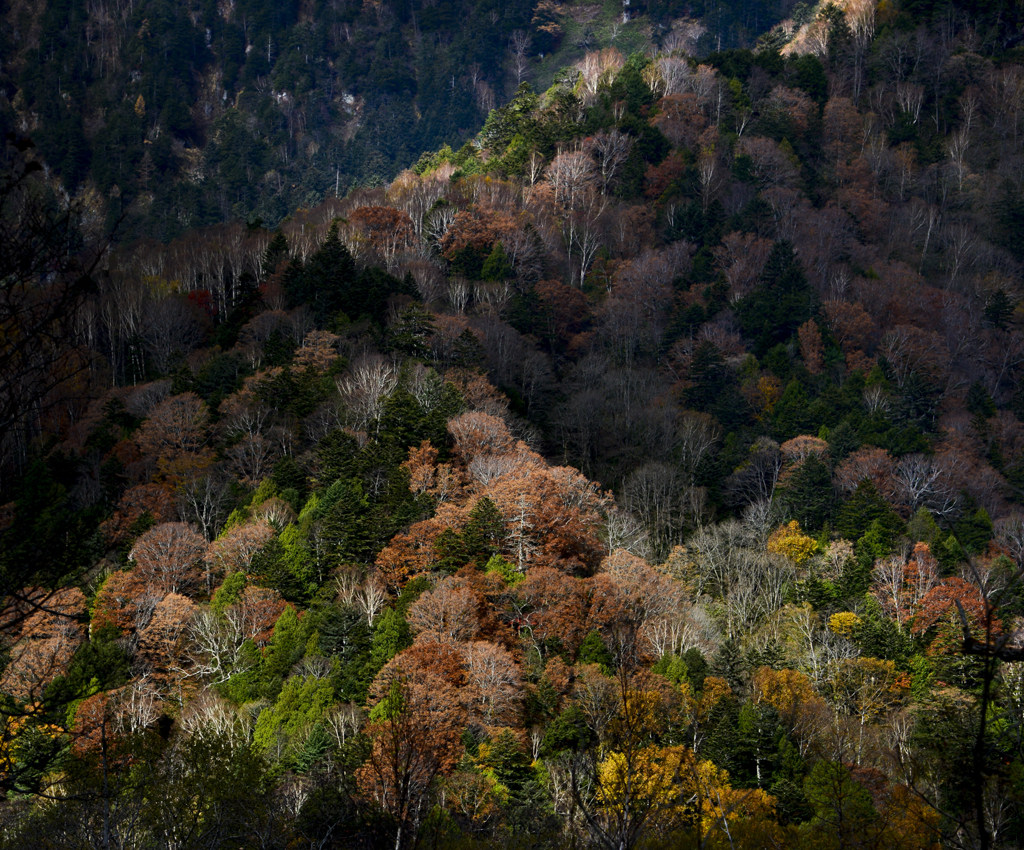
<box><xmin>953</xmin><ymin>505</ymin><xmax>993</xmax><ymax>554</ymax></box>
<box><xmin>827</xmin><ymin>420</ymin><xmax>860</xmax><ymax>463</ymax></box>
<box><xmin>737</xmin><ymin>702</ymin><xmax>780</xmax><ymax>788</ymax></box>
<box><xmin>262</xmin><ymin>229</ymin><xmax>289</xmax><ymax>277</ymax></box>
<box><xmin>771</xmin><ymin>736</ymin><xmax>814</xmax><ymax>824</ymax></box>
<box><xmin>481</xmin><ymin>241</ymin><xmax>514</xmax><ymax>281</ymax></box>
<box><xmin>835</xmin><ymin>479</ymin><xmax>903</xmax><ymax>542</ymax></box>
<box><xmin>965</xmin><ymin>381</ymin><xmax>997</xmax><ymax>419</ymax></box>
<box><xmin>984</xmin><ymin>289</ymin><xmax>1016</xmax><ymax>330</ymax></box>
<box><xmin>279</xmin><ymin>256</ymin><xmax>307</xmax><ymax>308</ymax></box>
<box><xmin>747</xmin><ymin>637</ymin><xmax>786</xmax><ymax>672</ymax></box>
<box><xmin>683</xmin><ymin>648</ymin><xmax>709</xmax><ymax>690</ymax></box>
<box><xmin>316</xmin><ymin>604</ymin><xmax>373</xmax><ymax>701</ymax></box>
<box><xmin>293</xmin><ymin>222</ymin><xmax>356</xmax><ymax>324</ymax></box>
<box><xmin>992</xmin><ymin>179</ymin><xmax>1024</xmax><ymax>263</ymax></box>
<box><xmin>292</xmin><ymin>722</ymin><xmax>332</xmax><ymax>774</ymax></box>
<box><xmin>685</xmin><ymin>341</ymin><xmax>730</xmax><ymax>412</ymax></box>
<box><xmin>577</xmin><ymin>630</ymin><xmax>614</xmax><ymax>675</ymax></box>
<box><xmin>780</xmin><ymin>454</ymin><xmax>834</xmax><ymax>531</ymax></box>
<box><xmin>701</xmin><ymin>695</ymin><xmax>742</xmax><ymax>772</ymax></box>
<box><xmin>249</xmin><ymin>537</ymin><xmax>308</xmax><ymax>603</ymax></box>
<box><xmin>387</xmin><ymin>305</ymin><xmax>435</xmax><ymax>359</ymax></box>
<box><xmin>485</xmin><ymin>729</ymin><xmax>532</xmax><ymax>794</ymax></box>
<box><xmin>318</xmin><ymin>430</ymin><xmax>362</xmax><ymax>483</ymax></box>
<box><xmin>348</xmin><ymin>266</ymin><xmax>417</xmax><ymax>325</ymax></box>
<box><xmin>432</xmin><ymin>527</ymin><xmax>468</xmax><ymax>574</ymax></box>
<box><xmin>771</xmin><ymin>380</ymin><xmax>816</xmax><ymax>440</ymax></box>
<box><xmin>379</xmin><ymin>388</ymin><xmax>430</xmax><ymax>448</ymax></box>
<box><xmin>735</xmin><ymin>240</ymin><xmax>814</xmax><ymax>356</ymax></box>
<box><xmin>454</xmin><ymin>327</ymin><xmax>487</xmax><ymax>368</ymax></box>
<box><xmin>43</xmin><ymin>624</ymin><xmax>132</xmax><ymax>712</ymax></box>
<box><xmin>540</xmin><ymin>704</ymin><xmax>594</xmax><ymax>756</ymax></box>
<box><xmin>317</xmin><ymin>478</ymin><xmax>370</xmax><ymax>564</ymax></box>
<box><xmin>463</xmin><ymin>496</ymin><xmax>506</xmax><ymax>566</ymax></box>
<box><xmin>851</xmin><ymin>598</ymin><xmax>914</xmax><ymax>664</ymax></box>
<box><xmin>711</xmin><ymin>636</ymin><xmax>749</xmax><ymax>694</ymax></box>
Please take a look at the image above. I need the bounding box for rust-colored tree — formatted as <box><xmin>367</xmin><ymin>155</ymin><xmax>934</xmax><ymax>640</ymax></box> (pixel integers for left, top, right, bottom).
<box><xmin>359</xmin><ymin>650</ymin><xmax>466</xmax><ymax>850</ymax></box>
<box><xmin>349</xmin><ymin>205</ymin><xmax>415</xmax><ymax>271</ymax></box>
<box><xmin>130</xmin><ymin>522</ymin><xmax>207</xmax><ymax>597</ymax></box>
<box><xmin>133</xmin><ymin>392</ymin><xmax>214</xmax><ymax>485</ymax></box>
<box><xmin>135</xmin><ymin>592</ymin><xmax>197</xmax><ymax>687</ymax></box>
<box><xmin>99</xmin><ymin>483</ymin><xmax>177</xmax><ymax>547</ymax></box>
<box><xmin>205</xmin><ymin>519</ymin><xmax>275</xmax><ymax>582</ymax></box>
<box><xmin>407</xmin><ymin>576</ymin><xmax>482</xmax><ymax>645</ymax></box>
<box><xmin>0</xmin><ymin>588</ymin><xmax>86</xmax><ymax>703</ymax></box>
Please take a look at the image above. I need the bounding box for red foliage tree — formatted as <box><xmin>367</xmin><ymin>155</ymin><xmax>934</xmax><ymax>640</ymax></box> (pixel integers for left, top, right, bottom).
<box><xmin>92</xmin><ymin>570</ymin><xmax>163</xmax><ymax>635</ymax></box>
<box><xmin>462</xmin><ymin>640</ymin><xmax>523</xmax><ymax>728</ymax></box>
<box><xmin>516</xmin><ymin>568</ymin><xmax>591</xmax><ymax>656</ymax></box>
<box><xmin>135</xmin><ymin>592</ymin><xmax>197</xmax><ymax>686</ymax></box>
<box><xmin>912</xmin><ymin>577</ymin><xmax>994</xmax><ymax>655</ymax></box>
<box><xmin>349</xmin><ymin>205</ymin><xmax>415</xmax><ymax>271</ymax></box>
<box><xmin>205</xmin><ymin>519</ymin><xmax>275</xmax><ymax>581</ymax></box>
<box><xmin>230</xmin><ymin>586</ymin><xmax>286</xmax><ymax>647</ymax></box>
<box><xmin>834</xmin><ymin>447</ymin><xmax>898</xmax><ymax>501</ymax></box>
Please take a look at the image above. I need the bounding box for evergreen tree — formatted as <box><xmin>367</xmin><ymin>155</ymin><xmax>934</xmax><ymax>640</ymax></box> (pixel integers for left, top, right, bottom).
<box><xmin>711</xmin><ymin>636</ymin><xmax>748</xmax><ymax>694</ymax></box>
<box><xmin>463</xmin><ymin>497</ymin><xmax>505</xmax><ymax>566</ymax></box>
<box><xmin>780</xmin><ymin>453</ymin><xmax>833</xmax><ymax>530</ymax></box>
<box><xmin>737</xmin><ymin>702</ymin><xmax>780</xmax><ymax>788</ymax></box>
<box><xmin>683</xmin><ymin>648</ymin><xmax>709</xmax><ymax>691</ymax></box>
<box><xmin>263</xmin><ymin>229</ymin><xmax>289</xmax><ymax>276</ymax></box>
<box><xmin>577</xmin><ymin>630</ymin><xmax>614</xmax><ymax>675</ymax></box>
<box><xmin>292</xmin><ymin>222</ymin><xmax>356</xmax><ymax>323</ymax></box>
<box><xmin>835</xmin><ymin>479</ymin><xmax>903</xmax><ymax>541</ymax></box>
<box><xmin>369</xmin><ymin>607</ymin><xmax>412</xmax><ymax>670</ymax></box>
<box><xmin>481</xmin><ymin>242</ymin><xmax>513</xmax><ymax>281</ymax></box>
<box><xmin>260</xmin><ymin>604</ymin><xmax>308</xmax><ymax>698</ymax></box>
<box><xmin>736</xmin><ymin>240</ymin><xmax>814</xmax><ymax>356</ymax></box>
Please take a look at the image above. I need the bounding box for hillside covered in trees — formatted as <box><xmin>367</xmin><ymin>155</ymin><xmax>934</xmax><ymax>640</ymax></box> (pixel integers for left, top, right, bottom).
<box><xmin>4</xmin><ymin>0</ymin><xmax>1024</xmax><ymax>848</ymax></box>
<box><xmin>0</xmin><ymin>0</ymin><xmax>793</xmax><ymax>241</ymax></box>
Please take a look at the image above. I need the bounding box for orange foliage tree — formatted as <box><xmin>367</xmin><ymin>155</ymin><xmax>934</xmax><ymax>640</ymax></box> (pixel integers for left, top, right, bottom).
<box><xmin>0</xmin><ymin>588</ymin><xmax>86</xmax><ymax>703</ymax></box>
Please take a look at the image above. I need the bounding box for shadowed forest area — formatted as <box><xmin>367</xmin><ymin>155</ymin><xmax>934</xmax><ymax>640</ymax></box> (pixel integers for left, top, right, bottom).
<box><xmin>3</xmin><ymin>1</ymin><xmax>1024</xmax><ymax>848</ymax></box>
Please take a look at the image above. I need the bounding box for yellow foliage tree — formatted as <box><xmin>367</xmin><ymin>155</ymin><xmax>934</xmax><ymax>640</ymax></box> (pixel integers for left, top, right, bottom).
<box><xmin>827</xmin><ymin>611</ymin><xmax>861</xmax><ymax>638</ymax></box>
<box><xmin>680</xmin><ymin>675</ymin><xmax>731</xmax><ymax>750</ymax></box>
<box><xmin>596</xmin><ymin>745</ymin><xmax>779</xmax><ymax>848</ymax></box>
<box><xmin>767</xmin><ymin>520</ymin><xmax>818</xmax><ymax>565</ymax></box>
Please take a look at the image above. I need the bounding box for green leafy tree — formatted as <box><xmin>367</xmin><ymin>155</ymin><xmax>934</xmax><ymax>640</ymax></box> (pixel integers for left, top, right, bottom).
<box><xmin>370</xmin><ymin>607</ymin><xmax>412</xmax><ymax>671</ymax></box>
<box><xmin>253</xmin><ymin>674</ymin><xmax>336</xmax><ymax>755</ymax></box>
<box><xmin>578</xmin><ymin>630</ymin><xmax>615</xmax><ymax>675</ymax></box>
<box><xmin>260</xmin><ymin>604</ymin><xmax>309</xmax><ymax>698</ymax></box>
<box><xmin>802</xmin><ymin>760</ymin><xmax>881</xmax><ymax>850</ymax></box>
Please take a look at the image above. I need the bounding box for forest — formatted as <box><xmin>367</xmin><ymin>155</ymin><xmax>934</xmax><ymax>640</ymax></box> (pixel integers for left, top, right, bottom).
<box><xmin>0</xmin><ymin>0</ymin><xmax>790</xmax><ymax>241</ymax></box>
<box><xmin>3</xmin><ymin>0</ymin><xmax>1024</xmax><ymax>848</ymax></box>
